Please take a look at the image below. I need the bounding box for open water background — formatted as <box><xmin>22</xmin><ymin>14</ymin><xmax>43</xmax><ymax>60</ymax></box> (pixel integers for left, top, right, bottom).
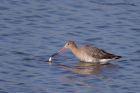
<box><xmin>0</xmin><ymin>0</ymin><xmax>140</xmax><ymax>93</ymax></box>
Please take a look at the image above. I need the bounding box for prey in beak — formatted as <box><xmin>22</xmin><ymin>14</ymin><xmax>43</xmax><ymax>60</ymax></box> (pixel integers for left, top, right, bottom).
<box><xmin>48</xmin><ymin>47</ymin><xmax>66</xmax><ymax>63</ymax></box>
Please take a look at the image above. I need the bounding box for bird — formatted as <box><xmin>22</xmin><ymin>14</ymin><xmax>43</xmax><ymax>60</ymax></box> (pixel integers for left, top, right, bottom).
<box><xmin>60</xmin><ymin>40</ymin><xmax>121</xmax><ymax>64</ymax></box>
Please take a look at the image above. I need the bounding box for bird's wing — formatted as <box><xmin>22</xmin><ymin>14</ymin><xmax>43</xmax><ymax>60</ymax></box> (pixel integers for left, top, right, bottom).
<box><xmin>80</xmin><ymin>45</ymin><xmax>116</xmax><ymax>59</ymax></box>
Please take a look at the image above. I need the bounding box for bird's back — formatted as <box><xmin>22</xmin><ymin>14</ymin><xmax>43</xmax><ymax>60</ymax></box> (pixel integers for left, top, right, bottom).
<box><xmin>79</xmin><ymin>45</ymin><xmax>121</xmax><ymax>60</ymax></box>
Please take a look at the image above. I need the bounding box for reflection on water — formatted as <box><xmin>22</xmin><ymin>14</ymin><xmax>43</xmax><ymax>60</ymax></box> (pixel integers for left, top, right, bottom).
<box><xmin>56</xmin><ymin>62</ymin><xmax>119</xmax><ymax>75</ymax></box>
<box><xmin>73</xmin><ymin>62</ymin><xmax>118</xmax><ymax>75</ymax></box>
<box><xmin>55</xmin><ymin>62</ymin><xmax>121</xmax><ymax>91</ymax></box>
<box><xmin>73</xmin><ymin>62</ymin><xmax>101</xmax><ymax>74</ymax></box>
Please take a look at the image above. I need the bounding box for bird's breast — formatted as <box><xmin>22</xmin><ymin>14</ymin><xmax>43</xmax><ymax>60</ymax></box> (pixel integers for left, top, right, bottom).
<box><xmin>76</xmin><ymin>51</ymin><xmax>97</xmax><ymax>62</ymax></box>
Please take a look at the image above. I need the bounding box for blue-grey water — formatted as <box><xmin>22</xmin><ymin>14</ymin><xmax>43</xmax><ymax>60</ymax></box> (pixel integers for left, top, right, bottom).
<box><xmin>0</xmin><ymin>0</ymin><xmax>140</xmax><ymax>93</ymax></box>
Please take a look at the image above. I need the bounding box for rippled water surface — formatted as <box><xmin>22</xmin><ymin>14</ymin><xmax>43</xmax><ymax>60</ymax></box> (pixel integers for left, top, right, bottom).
<box><xmin>0</xmin><ymin>0</ymin><xmax>140</xmax><ymax>93</ymax></box>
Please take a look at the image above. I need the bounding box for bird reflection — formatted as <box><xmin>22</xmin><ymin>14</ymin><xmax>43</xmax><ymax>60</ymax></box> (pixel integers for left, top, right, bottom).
<box><xmin>57</xmin><ymin>61</ymin><xmax>118</xmax><ymax>75</ymax></box>
<box><xmin>56</xmin><ymin>62</ymin><xmax>119</xmax><ymax>88</ymax></box>
<box><xmin>72</xmin><ymin>62</ymin><xmax>100</xmax><ymax>74</ymax></box>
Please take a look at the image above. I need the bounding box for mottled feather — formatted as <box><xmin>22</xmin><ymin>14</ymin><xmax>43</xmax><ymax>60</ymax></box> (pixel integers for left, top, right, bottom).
<box><xmin>79</xmin><ymin>45</ymin><xmax>121</xmax><ymax>59</ymax></box>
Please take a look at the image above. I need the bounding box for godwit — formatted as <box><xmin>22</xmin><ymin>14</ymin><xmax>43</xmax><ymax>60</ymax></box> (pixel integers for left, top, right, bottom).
<box><xmin>59</xmin><ymin>40</ymin><xmax>121</xmax><ymax>64</ymax></box>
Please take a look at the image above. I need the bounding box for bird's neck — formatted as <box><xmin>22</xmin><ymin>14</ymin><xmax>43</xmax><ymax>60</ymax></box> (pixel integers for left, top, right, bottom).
<box><xmin>71</xmin><ymin>47</ymin><xmax>80</xmax><ymax>57</ymax></box>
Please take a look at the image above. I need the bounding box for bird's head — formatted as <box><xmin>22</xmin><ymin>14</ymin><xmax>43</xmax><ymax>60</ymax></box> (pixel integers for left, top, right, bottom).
<box><xmin>64</xmin><ymin>40</ymin><xmax>77</xmax><ymax>49</ymax></box>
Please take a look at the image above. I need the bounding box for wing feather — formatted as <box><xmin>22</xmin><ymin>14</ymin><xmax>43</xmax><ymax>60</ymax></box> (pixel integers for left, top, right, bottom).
<box><xmin>80</xmin><ymin>45</ymin><xmax>117</xmax><ymax>59</ymax></box>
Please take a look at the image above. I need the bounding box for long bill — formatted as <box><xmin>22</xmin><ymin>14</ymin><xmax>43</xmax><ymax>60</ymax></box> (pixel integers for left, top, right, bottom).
<box><xmin>51</xmin><ymin>47</ymin><xmax>66</xmax><ymax>57</ymax></box>
<box><xmin>58</xmin><ymin>47</ymin><xmax>66</xmax><ymax>53</ymax></box>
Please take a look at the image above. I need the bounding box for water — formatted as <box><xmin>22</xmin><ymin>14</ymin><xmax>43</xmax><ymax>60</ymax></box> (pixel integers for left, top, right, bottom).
<box><xmin>0</xmin><ymin>0</ymin><xmax>140</xmax><ymax>93</ymax></box>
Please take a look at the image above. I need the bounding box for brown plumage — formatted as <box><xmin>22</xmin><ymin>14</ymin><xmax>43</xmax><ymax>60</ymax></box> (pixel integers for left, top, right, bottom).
<box><xmin>63</xmin><ymin>40</ymin><xmax>121</xmax><ymax>64</ymax></box>
<box><xmin>80</xmin><ymin>45</ymin><xmax>121</xmax><ymax>59</ymax></box>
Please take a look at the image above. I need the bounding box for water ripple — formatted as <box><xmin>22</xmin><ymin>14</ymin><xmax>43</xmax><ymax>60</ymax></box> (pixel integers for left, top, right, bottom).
<box><xmin>0</xmin><ymin>0</ymin><xmax>140</xmax><ymax>93</ymax></box>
